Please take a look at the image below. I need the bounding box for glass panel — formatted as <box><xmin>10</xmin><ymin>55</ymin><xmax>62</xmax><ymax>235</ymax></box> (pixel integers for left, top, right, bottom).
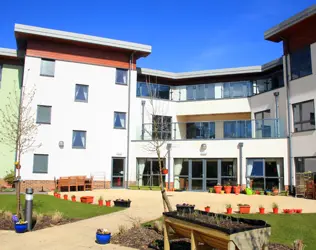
<box><xmin>113</xmin><ymin>159</ymin><xmax>124</xmax><ymax>176</ymax></box>
<box><xmin>33</xmin><ymin>154</ymin><xmax>49</xmax><ymax>173</ymax></box>
<box><xmin>37</xmin><ymin>106</ymin><xmax>51</xmax><ymax>124</ymax></box>
<box><xmin>72</xmin><ymin>131</ymin><xmax>86</xmax><ymax>148</ymax></box>
<box><xmin>112</xmin><ymin>177</ymin><xmax>123</xmax><ymax>187</ymax></box>
<box><xmin>152</xmin><ymin>160</ymin><xmax>164</xmax><ymax>174</ymax></box>
<box><xmin>301</xmin><ymin>101</ymin><xmax>315</xmax><ymax>121</ymax></box>
<box><xmin>138</xmin><ymin>175</ymin><xmax>151</xmax><ymax>186</ymax></box>
<box><xmin>206</xmin><ymin>84</ymin><xmax>215</xmax><ymax>99</ymax></box>
<box><xmin>143</xmin><ymin>160</ymin><xmax>151</xmax><ymax>175</ymax></box>
<box><xmin>302</xmin><ymin>122</ymin><xmax>315</xmax><ymax>131</ymax></box>
<box><xmin>304</xmin><ymin>158</ymin><xmax>316</xmax><ymax>172</ymax></box>
<box><xmin>295</xmin><ymin>158</ymin><xmax>304</xmax><ymax>173</ymax></box>
<box><xmin>116</xmin><ymin>69</ymin><xmax>127</xmax><ymax>84</ymax></box>
<box><xmin>223</xmin><ymin>83</ymin><xmax>230</xmax><ymax>98</ymax></box>
<box><xmin>158</xmin><ymin>85</ymin><xmax>170</xmax><ymax>99</ymax></box>
<box><xmin>248</xmin><ymin>178</ymin><xmax>264</xmax><ymax>190</ymax></box>
<box><xmin>265</xmin><ymin>161</ymin><xmax>278</xmax><ymax>177</ymax></box>
<box><xmin>206</xmin><ymin>160</ymin><xmax>217</xmax><ymax>178</ymax></box>
<box><xmin>180</xmin><ymin>161</ymin><xmax>189</xmax><ymax>175</ymax></box>
<box><xmin>152</xmin><ymin>175</ymin><xmax>165</xmax><ymax>186</ymax></box>
<box><xmin>221</xmin><ymin>178</ymin><xmax>237</xmax><ymax>186</ymax></box>
<box><xmin>186</xmin><ymin>123</ymin><xmax>196</xmax><ymax>139</ymax></box>
<box><xmin>291</xmin><ymin>46</ymin><xmax>312</xmax><ymax>80</ymax></box>
<box><xmin>187</xmin><ymin>86</ymin><xmax>195</xmax><ymax>100</ymax></box>
<box><xmin>266</xmin><ymin>178</ymin><xmax>279</xmax><ymax>190</ymax></box>
<box><xmin>250</xmin><ymin>161</ymin><xmax>264</xmax><ymax>176</ymax></box>
<box><xmin>179</xmin><ymin>177</ymin><xmax>189</xmax><ymax>190</ymax></box>
<box><xmin>40</xmin><ymin>59</ymin><xmax>55</xmax><ymax>77</ymax></box>
<box><xmin>114</xmin><ymin>112</ymin><xmax>126</xmax><ymax>128</ymax></box>
<box><xmin>196</xmin><ymin>84</ymin><xmax>205</xmax><ymax>100</ymax></box>
<box><xmin>221</xmin><ymin>161</ymin><xmax>235</xmax><ymax>177</ymax></box>
<box><xmin>192</xmin><ymin>160</ymin><xmax>203</xmax><ymax>178</ymax></box>
<box><xmin>75</xmin><ymin>84</ymin><xmax>88</xmax><ymax>101</ymax></box>
<box><xmin>192</xmin><ymin>179</ymin><xmax>203</xmax><ymax>190</ymax></box>
<box><xmin>206</xmin><ymin>180</ymin><xmax>218</xmax><ymax>189</ymax></box>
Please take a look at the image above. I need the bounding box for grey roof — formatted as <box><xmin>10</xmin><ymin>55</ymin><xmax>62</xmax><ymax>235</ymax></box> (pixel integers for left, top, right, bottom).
<box><xmin>264</xmin><ymin>5</ymin><xmax>316</xmax><ymax>41</ymax></box>
<box><xmin>0</xmin><ymin>48</ymin><xmax>18</xmax><ymax>58</ymax></box>
<box><xmin>14</xmin><ymin>24</ymin><xmax>152</xmax><ymax>54</ymax></box>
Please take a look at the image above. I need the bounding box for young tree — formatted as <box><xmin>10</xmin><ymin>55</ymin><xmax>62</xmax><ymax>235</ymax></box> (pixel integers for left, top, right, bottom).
<box><xmin>0</xmin><ymin>76</ymin><xmax>41</xmax><ymax>218</ymax></box>
<box><xmin>142</xmin><ymin>76</ymin><xmax>173</xmax><ymax>212</ymax></box>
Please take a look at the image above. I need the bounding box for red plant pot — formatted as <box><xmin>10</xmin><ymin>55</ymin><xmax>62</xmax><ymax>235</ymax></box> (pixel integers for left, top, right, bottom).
<box><xmin>255</xmin><ymin>190</ymin><xmax>260</xmax><ymax>195</ymax></box>
<box><xmin>273</xmin><ymin>208</ymin><xmax>278</xmax><ymax>214</ymax></box>
<box><xmin>295</xmin><ymin>209</ymin><xmax>303</xmax><ymax>214</ymax></box>
<box><xmin>226</xmin><ymin>208</ymin><xmax>232</xmax><ymax>214</ymax></box>
<box><xmin>214</xmin><ymin>186</ymin><xmax>222</xmax><ymax>194</ymax></box>
<box><xmin>259</xmin><ymin>207</ymin><xmax>265</xmax><ymax>214</ymax></box>
<box><xmin>63</xmin><ymin>195</ymin><xmax>68</xmax><ymax>200</ymax></box>
<box><xmin>283</xmin><ymin>209</ymin><xmax>293</xmax><ymax>214</ymax></box>
<box><xmin>233</xmin><ymin>186</ymin><xmax>240</xmax><ymax>195</ymax></box>
<box><xmin>54</xmin><ymin>193</ymin><xmax>57</xmax><ymax>197</ymax></box>
<box><xmin>80</xmin><ymin>196</ymin><xmax>94</xmax><ymax>204</ymax></box>
<box><xmin>205</xmin><ymin>207</ymin><xmax>210</xmax><ymax>212</ymax></box>
<box><xmin>273</xmin><ymin>189</ymin><xmax>279</xmax><ymax>195</ymax></box>
<box><xmin>98</xmin><ymin>200</ymin><xmax>104</xmax><ymax>206</ymax></box>
<box><xmin>106</xmin><ymin>200</ymin><xmax>111</xmax><ymax>207</ymax></box>
<box><xmin>239</xmin><ymin>206</ymin><xmax>251</xmax><ymax>214</ymax></box>
<box><xmin>57</xmin><ymin>194</ymin><xmax>61</xmax><ymax>199</ymax></box>
<box><xmin>71</xmin><ymin>197</ymin><xmax>76</xmax><ymax>202</ymax></box>
<box><xmin>224</xmin><ymin>186</ymin><xmax>232</xmax><ymax>194</ymax></box>
<box><xmin>162</xmin><ymin>169</ymin><xmax>168</xmax><ymax>174</ymax></box>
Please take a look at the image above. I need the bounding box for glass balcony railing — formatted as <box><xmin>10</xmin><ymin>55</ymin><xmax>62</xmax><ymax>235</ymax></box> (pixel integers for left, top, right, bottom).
<box><xmin>137</xmin><ymin>119</ymin><xmax>285</xmax><ymax>140</ymax></box>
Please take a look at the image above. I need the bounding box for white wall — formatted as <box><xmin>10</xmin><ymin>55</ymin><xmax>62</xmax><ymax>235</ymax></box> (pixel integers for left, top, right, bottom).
<box><xmin>21</xmin><ymin>56</ymin><xmax>135</xmax><ymax>181</ymax></box>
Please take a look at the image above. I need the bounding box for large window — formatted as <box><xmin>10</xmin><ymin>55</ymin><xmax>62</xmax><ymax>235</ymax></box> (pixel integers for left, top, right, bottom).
<box><xmin>137</xmin><ymin>82</ymin><xmax>170</xmax><ymax>100</ymax></box>
<box><xmin>293</xmin><ymin>100</ymin><xmax>315</xmax><ymax>132</ymax></box>
<box><xmin>186</xmin><ymin>122</ymin><xmax>215</xmax><ymax>139</ymax></box>
<box><xmin>255</xmin><ymin>110</ymin><xmax>273</xmax><ymax>137</ymax></box>
<box><xmin>40</xmin><ymin>59</ymin><xmax>55</xmax><ymax>77</ymax></box>
<box><xmin>116</xmin><ymin>69</ymin><xmax>128</xmax><ymax>85</ymax></box>
<box><xmin>223</xmin><ymin>120</ymin><xmax>251</xmax><ymax>138</ymax></box>
<box><xmin>75</xmin><ymin>84</ymin><xmax>89</xmax><ymax>102</ymax></box>
<box><xmin>114</xmin><ymin>112</ymin><xmax>126</xmax><ymax>129</ymax></box>
<box><xmin>72</xmin><ymin>130</ymin><xmax>86</xmax><ymax>149</ymax></box>
<box><xmin>290</xmin><ymin>46</ymin><xmax>312</xmax><ymax>80</ymax></box>
<box><xmin>33</xmin><ymin>154</ymin><xmax>49</xmax><ymax>173</ymax></box>
<box><xmin>152</xmin><ymin>115</ymin><xmax>172</xmax><ymax>140</ymax></box>
<box><xmin>137</xmin><ymin>158</ymin><xmax>166</xmax><ymax>187</ymax></box>
<box><xmin>36</xmin><ymin>105</ymin><xmax>52</xmax><ymax>124</ymax></box>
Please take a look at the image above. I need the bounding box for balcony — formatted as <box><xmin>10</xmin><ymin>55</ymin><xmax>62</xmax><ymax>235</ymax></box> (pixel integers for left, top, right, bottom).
<box><xmin>137</xmin><ymin>119</ymin><xmax>284</xmax><ymax>140</ymax></box>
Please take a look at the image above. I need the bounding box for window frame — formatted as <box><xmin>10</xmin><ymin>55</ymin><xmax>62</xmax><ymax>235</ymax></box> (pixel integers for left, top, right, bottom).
<box><xmin>152</xmin><ymin>115</ymin><xmax>172</xmax><ymax>140</ymax></box>
<box><xmin>74</xmin><ymin>84</ymin><xmax>89</xmax><ymax>103</ymax></box>
<box><xmin>292</xmin><ymin>100</ymin><xmax>315</xmax><ymax>133</ymax></box>
<box><xmin>114</xmin><ymin>112</ymin><xmax>127</xmax><ymax>129</ymax></box>
<box><xmin>72</xmin><ymin>130</ymin><xmax>87</xmax><ymax>149</ymax></box>
<box><xmin>36</xmin><ymin>105</ymin><xmax>52</xmax><ymax>124</ymax></box>
<box><xmin>33</xmin><ymin>154</ymin><xmax>49</xmax><ymax>174</ymax></box>
<box><xmin>115</xmin><ymin>68</ymin><xmax>128</xmax><ymax>85</ymax></box>
<box><xmin>290</xmin><ymin>45</ymin><xmax>313</xmax><ymax>80</ymax></box>
<box><xmin>40</xmin><ymin>58</ymin><xmax>55</xmax><ymax>77</ymax></box>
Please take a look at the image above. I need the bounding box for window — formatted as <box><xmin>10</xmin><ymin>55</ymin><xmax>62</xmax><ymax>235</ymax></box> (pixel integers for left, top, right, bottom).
<box><xmin>293</xmin><ymin>100</ymin><xmax>315</xmax><ymax>132</ymax></box>
<box><xmin>36</xmin><ymin>105</ymin><xmax>52</xmax><ymax>124</ymax></box>
<box><xmin>255</xmin><ymin>110</ymin><xmax>272</xmax><ymax>137</ymax></box>
<box><xmin>291</xmin><ymin>46</ymin><xmax>312</xmax><ymax>80</ymax></box>
<box><xmin>40</xmin><ymin>59</ymin><xmax>55</xmax><ymax>77</ymax></box>
<box><xmin>114</xmin><ymin>112</ymin><xmax>126</xmax><ymax>129</ymax></box>
<box><xmin>152</xmin><ymin>115</ymin><xmax>172</xmax><ymax>140</ymax></box>
<box><xmin>72</xmin><ymin>130</ymin><xmax>86</xmax><ymax>148</ymax></box>
<box><xmin>116</xmin><ymin>69</ymin><xmax>128</xmax><ymax>85</ymax></box>
<box><xmin>75</xmin><ymin>84</ymin><xmax>89</xmax><ymax>102</ymax></box>
<box><xmin>295</xmin><ymin>157</ymin><xmax>316</xmax><ymax>173</ymax></box>
<box><xmin>223</xmin><ymin>120</ymin><xmax>252</xmax><ymax>138</ymax></box>
<box><xmin>33</xmin><ymin>154</ymin><xmax>49</xmax><ymax>173</ymax></box>
<box><xmin>186</xmin><ymin>122</ymin><xmax>215</xmax><ymax>139</ymax></box>
<box><xmin>136</xmin><ymin>82</ymin><xmax>170</xmax><ymax>100</ymax></box>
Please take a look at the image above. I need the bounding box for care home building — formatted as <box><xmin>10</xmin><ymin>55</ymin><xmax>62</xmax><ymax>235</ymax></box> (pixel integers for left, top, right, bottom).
<box><xmin>0</xmin><ymin>5</ymin><xmax>315</xmax><ymax>193</ymax></box>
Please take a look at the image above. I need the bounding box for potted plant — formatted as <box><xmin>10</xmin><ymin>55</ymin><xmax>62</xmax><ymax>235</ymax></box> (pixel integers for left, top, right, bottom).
<box><xmin>233</xmin><ymin>185</ymin><xmax>240</xmax><ymax>195</ymax></box>
<box><xmin>209</xmin><ymin>187</ymin><xmax>214</xmax><ymax>193</ymax></box>
<box><xmin>205</xmin><ymin>206</ymin><xmax>210</xmax><ymax>212</ymax></box>
<box><xmin>63</xmin><ymin>194</ymin><xmax>68</xmax><ymax>200</ymax></box>
<box><xmin>260</xmin><ymin>190</ymin><xmax>264</xmax><ymax>195</ymax></box>
<box><xmin>259</xmin><ymin>205</ymin><xmax>265</xmax><ymax>214</ymax></box>
<box><xmin>114</xmin><ymin>199</ymin><xmax>131</xmax><ymax>207</ymax></box>
<box><xmin>224</xmin><ymin>182</ymin><xmax>232</xmax><ymax>194</ymax></box>
<box><xmin>96</xmin><ymin>228</ymin><xmax>111</xmax><ymax>244</ymax></box>
<box><xmin>272</xmin><ymin>186</ymin><xmax>279</xmax><ymax>195</ymax></box>
<box><xmin>226</xmin><ymin>204</ymin><xmax>232</xmax><ymax>214</ymax></box>
<box><xmin>80</xmin><ymin>196</ymin><xmax>94</xmax><ymax>204</ymax></box>
<box><xmin>272</xmin><ymin>203</ymin><xmax>278</xmax><ymax>214</ymax></box>
<box><xmin>266</xmin><ymin>191</ymin><xmax>272</xmax><ymax>196</ymax></box>
<box><xmin>98</xmin><ymin>196</ymin><xmax>104</xmax><ymax>206</ymax></box>
<box><xmin>71</xmin><ymin>195</ymin><xmax>76</xmax><ymax>202</ymax></box>
<box><xmin>14</xmin><ymin>220</ymin><xmax>28</xmax><ymax>233</ymax></box>
<box><xmin>12</xmin><ymin>214</ymin><xmax>19</xmax><ymax>224</ymax></box>
<box><xmin>105</xmin><ymin>200</ymin><xmax>111</xmax><ymax>207</ymax></box>
<box><xmin>255</xmin><ymin>190</ymin><xmax>260</xmax><ymax>195</ymax></box>
<box><xmin>53</xmin><ymin>188</ymin><xmax>58</xmax><ymax>197</ymax></box>
<box><xmin>238</xmin><ymin>204</ymin><xmax>251</xmax><ymax>214</ymax></box>
<box><xmin>294</xmin><ymin>209</ymin><xmax>302</xmax><ymax>214</ymax></box>
<box><xmin>162</xmin><ymin>168</ymin><xmax>168</xmax><ymax>174</ymax></box>
<box><xmin>56</xmin><ymin>192</ymin><xmax>61</xmax><ymax>199</ymax></box>
<box><xmin>176</xmin><ymin>203</ymin><xmax>195</xmax><ymax>213</ymax></box>
<box><xmin>214</xmin><ymin>183</ymin><xmax>222</xmax><ymax>194</ymax></box>
<box><xmin>283</xmin><ymin>209</ymin><xmax>294</xmax><ymax>214</ymax></box>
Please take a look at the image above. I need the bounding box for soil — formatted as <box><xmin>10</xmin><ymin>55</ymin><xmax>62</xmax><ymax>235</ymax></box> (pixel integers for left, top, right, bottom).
<box><xmin>0</xmin><ymin>215</ymin><xmax>79</xmax><ymax>231</ymax></box>
<box><xmin>111</xmin><ymin>226</ymin><xmax>292</xmax><ymax>250</ymax></box>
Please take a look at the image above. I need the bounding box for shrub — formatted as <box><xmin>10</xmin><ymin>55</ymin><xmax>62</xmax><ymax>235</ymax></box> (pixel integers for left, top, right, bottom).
<box><xmin>3</xmin><ymin>211</ymin><xmax>12</xmax><ymax>220</ymax></box>
<box><xmin>52</xmin><ymin>211</ymin><xmax>63</xmax><ymax>223</ymax></box>
<box><xmin>33</xmin><ymin>211</ymin><xmax>44</xmax><ymax>224</ymax></box>
<box><xmin>4</xmin><ymin>170</ymin><xmax>15</xmax><ymax>186</ymax></box>
<box><xmin>118</xmin><ymin>224</ymin><xmax>127</xmax><ymax>234</ymax></box>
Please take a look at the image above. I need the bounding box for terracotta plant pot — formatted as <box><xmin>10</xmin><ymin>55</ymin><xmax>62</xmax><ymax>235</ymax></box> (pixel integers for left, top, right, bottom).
<box><xmin>273</xmin><ymin>208</ymin><xmax>278</xmax><ymax>214</ymax></box>
<box><xmin>80</xmin><ymin>196</ymin><xmax>94</xmax><ymax>204</ymax></box>
<box><xmin>205</xmin><ymin>206</ymin><xmax>210</xmax><ymax>212</ymax></box>
<box><xmin>214</xmin><ymin>186</ymin><xmax>222</xmax><ymax>194</ymax></box>
<box><xmin>226</xmin><ymin>207</ymin><xmax>232</xmax><ymax>214</ymax></box>
<box><xmin>259</xmin><ymin>207</ymin><xmax>265</xmax><ymax>214</ymax></box>
<box><xmin>98</xmin><ymin>200</ymin><xmax>104</xmax><ymax>206</ymax></box>
<box><xmin>233</xmin><ymin>186</ymin><xmax>240</xmax><ymax>195</ymax></box>
<box><xmin>239</xmin><ymin>205</ymin><xmax>251</xmax><ymax>214</ymax></box>
<box><xmin>53</xmin><ymin>192</ymin><xmax>57</xmax><ymax>197</ymax></box>
<box><xmin>57</xmin><ymin>194</ymin><xmax>61</xmax><ymax>199</ymax></box>
<box><xmin>273</xmin><ymin>189</ymin><xmax>279</xmax><ymax>195</ymax></box>
<box><xmin>162</xmin><ymin>169</ymin><xmax>168</xmax><ymax>174</ymax></box>
<box><xmin>106</xmin><ymin>200</ymin><xmax>111</xmax><ymax>207</ymax></box>
<box><xmin>224</xmin><ymin>186</ymin><xmax>232</xmax><ymax>194</ymax></box>
<box><xmin>63</xmin><ymin>195</ymin><xmax>68</xmax><ymax>200</ymax></box>
<box><xmin>295</xmin><ymin>209</ymin><xmax>303</xmax><ymax>214</ymax></box>
<box><xmin>71</xmin><ymin>196</ymin><xmax>76</xmax><ymax>202</ymax></box>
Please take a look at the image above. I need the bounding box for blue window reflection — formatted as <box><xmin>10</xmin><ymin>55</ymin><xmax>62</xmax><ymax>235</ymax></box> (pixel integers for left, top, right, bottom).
<box><xmin>137</xmin><ymin>82</ymin><xmax>170</xmax><ymax>100</ymax></box>
<box><xmin>224</xmin><ymin>120</ymin><xmax>252</xmax><ymax>138</ymax></box>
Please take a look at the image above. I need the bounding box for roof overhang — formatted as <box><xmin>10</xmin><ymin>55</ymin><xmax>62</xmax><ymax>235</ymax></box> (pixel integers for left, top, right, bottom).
<box><xmin>14</xmin><ymin>24</ymin><xmax>152</xmax><ymax>59</ymax></box>
<box><xmin>264</xmin><ymin>5</ymin><xmax>316</xmax><ymax>42</ymax></box>
<box><xmin>0</xmin><ymin>48</ymin><xmax>24</xmax><ymax>61</ymax></box>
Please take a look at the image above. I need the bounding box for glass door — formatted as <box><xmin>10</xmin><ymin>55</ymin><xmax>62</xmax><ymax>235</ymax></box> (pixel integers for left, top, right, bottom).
<box><xmin>112</xmin><ymin>158</ymin><xmax>125</xmax><ymax>188</ymax></box>
<box><xmin>206</xmin><ymin>160</ymin><xmax>218</xmax><ymax>190</ymax></box>
<box><xmin>191</xmin><ymin>160</ymin><xmax>204</xmax><ymax>191</ymax></box>
<box><xmin>151</xmin><ymin>160</ymin><xmax>166</xmax><ymax>187</ymax></box>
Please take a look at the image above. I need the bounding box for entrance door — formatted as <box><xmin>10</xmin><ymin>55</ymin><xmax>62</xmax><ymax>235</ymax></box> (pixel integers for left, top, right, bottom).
<box><xmin>151</xmin><ymin>160</ymin><xmax>166</xmax><ymax>186</ymax></box>
<box><xmin>191</xmin><ymin>160</ymin><xmax>204</xmax><ymax>191</ymax></box>
<box><xmin>112</xmin><ymin>158</ymin><xmax>124</xmax><ymax>188</ymax></box>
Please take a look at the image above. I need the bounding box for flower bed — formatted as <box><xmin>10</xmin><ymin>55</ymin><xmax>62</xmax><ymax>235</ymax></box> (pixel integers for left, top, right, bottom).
<box><xmin>114</xmin><ymin>199</ymin><xmax>131</xmax><ymax>207</ymax></box>
<box><xmin>176</xmin><ymin>203</ymin><xmax>195</xmax><ymax>213</ymax></box>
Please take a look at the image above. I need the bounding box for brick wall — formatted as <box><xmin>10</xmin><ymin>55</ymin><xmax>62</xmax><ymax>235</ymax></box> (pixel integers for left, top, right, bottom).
<box><xmin>21</xmin><ymin>180</ymin><xmax>56</xmax><ymax>192</ymax></box>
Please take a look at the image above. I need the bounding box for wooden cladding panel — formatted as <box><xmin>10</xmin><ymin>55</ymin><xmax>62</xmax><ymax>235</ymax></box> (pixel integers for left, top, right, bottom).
<box><xmin>176</xmin><ymin>112</ymin><xmax>251</xmax><ymax>122</ymax></box>
<box><xmin>26</xmin><ymin>40</ymin><xmax>136</xmax><ymax>69</ymax></box>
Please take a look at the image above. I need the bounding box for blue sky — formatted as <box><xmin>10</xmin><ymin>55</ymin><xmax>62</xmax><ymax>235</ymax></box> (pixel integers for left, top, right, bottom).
<box><xmin>0</xmin><ymin>0</ymin><xmax>314</xmax><ymax>72</ymax></box>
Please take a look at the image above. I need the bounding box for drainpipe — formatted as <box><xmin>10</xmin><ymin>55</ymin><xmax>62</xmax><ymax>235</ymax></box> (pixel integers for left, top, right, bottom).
<box><xmin>126</xmin><ymin>51</ymin><xmax>136</xmax><ymax>189</ymax></box>
<box><xmin>237</xmin><ymin>142</ymin><xmax>244</xmax><ymax>187</ymax></box>
<box><xmin>141</xmin><ymin>100</ymin><xmax>146</xmax><ymax>140</ymax></box>
<box><xmin>282</xmin><ymin>38</ymin><xmax>294</xmax><ymax>193</ymax></box>
<box><xmin>274</xmin><ymin>91</ymin><xmax>280</xmax><ymax>137</ymax></box>
<box><xmin>167</xmin><ymin>143</ymin><xmax>172</xmax><ymax>189</ymax></box>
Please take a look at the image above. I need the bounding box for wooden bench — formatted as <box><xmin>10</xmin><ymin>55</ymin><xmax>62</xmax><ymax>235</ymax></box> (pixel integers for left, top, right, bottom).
<box><xmin>58</xmin><ymin>176</ymin><xmax>93</xmax><ymax>191</ymax></box>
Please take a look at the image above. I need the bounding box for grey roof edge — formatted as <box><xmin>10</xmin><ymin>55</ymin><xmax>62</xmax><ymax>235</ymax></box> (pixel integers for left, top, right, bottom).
<box><xmin>0</xmin><ymin>48</ymin><xmax>18</xmax><ymax>58</ymax></box>
<box><xmin>137</xmin><ymin>58</ymin><xmax>282</xmax><ymax>79</ymax></box>
<box><xmin>264</xmin><ymin>5</ymin><xmax>316</xmax><ymax>40</ymax></box>
<box><xmin>14</xmin><ymin>24</ymin><xmax>152</xmax><ymax>54</ymax></box>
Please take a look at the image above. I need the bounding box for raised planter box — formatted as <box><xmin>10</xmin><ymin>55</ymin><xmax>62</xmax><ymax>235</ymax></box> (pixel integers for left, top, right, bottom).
<box><xmin>176</xmin><ymin>204</ymin><xmax>195</xmax><ymax>214</ymax></box>
<box><xmin>80</xmin><ymin>196</ymin><xmax>94</xmax><ymax>204</ymax></box>
<box><xmin>114</xmin><ymin>200</ymin><xmax>131</xmax><ymax>207</ymax></box>
<box><xmin>163</xmin><ymin>210</ymin><xmax>271</xmax><ymax>250</ymax></box>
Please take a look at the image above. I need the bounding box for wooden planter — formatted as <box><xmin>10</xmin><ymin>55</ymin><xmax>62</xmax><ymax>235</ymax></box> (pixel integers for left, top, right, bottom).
<box><xmin>163</xmin><ymin>211</ymin><xmax>271</xmax><ymax>250</ymax></box>
<box><xmin>239</xmin><ymin>205</ymin><xmax>251</xmax><ymax>214</ymax></box>
<box><xmin>80</xmin><ymin>196</ymin><xmax>94</xmax><ymax>204</ymax></box>
<box><xmin>114</xmin><ymin>200</ymin><xmax>131</xmax><ymax>207</ymax></box>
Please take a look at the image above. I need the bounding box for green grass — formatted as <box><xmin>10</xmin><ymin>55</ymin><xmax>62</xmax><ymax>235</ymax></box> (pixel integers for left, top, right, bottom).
<box><xmin>0</xmin><ymin>194</ymin><xmax>123</xmax><ymax>219</ymax></box>
<box><xmin>144</xmin><ymin>214</ymin><xmax>316</xmax><ymax>249</ymax></box>
<box><xmin>129</xmin><ymin>185</ymin><xmax>161</xmax><ymax>191</ymax></box>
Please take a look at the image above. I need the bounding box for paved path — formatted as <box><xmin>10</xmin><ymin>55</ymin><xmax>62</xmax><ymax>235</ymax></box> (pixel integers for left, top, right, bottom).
<box><xmin>2</xmin><ymin>189</ymin><xmax>316</xmax><ymax>250</ymax></box>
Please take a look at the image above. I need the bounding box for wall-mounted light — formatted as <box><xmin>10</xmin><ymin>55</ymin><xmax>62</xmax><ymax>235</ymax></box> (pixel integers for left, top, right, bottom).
<box><xmin>273</xmin><ymin>91</ymin><xmax>279</xmax><ymax>97</ymax></box>
<box><xmin>167</xmin><ymin>143</ymin><xmax>172</xmax><ymax>150</ymax></box>
<box><xmin>200</xmin><ymin>143</ymin><xmax>207</xmax><ymax>151</ymax></box>
<box><xmin>141</xmin><ymin>100</ymin><xmax>146</xmax><ymax>106</ymax></box>
<box><xmin>58</xmin><ymin>141</ymin><xmax>64</xmax><ymax>149</ymax></box>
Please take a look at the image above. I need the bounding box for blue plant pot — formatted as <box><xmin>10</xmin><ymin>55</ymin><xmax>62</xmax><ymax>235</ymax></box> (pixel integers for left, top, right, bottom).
<box><xmin>15</xmin><ymin>223</ymin><xmax>28</xmax><ymax>233</ymax></box>
<box><xmin>96</xmin><ymin>233</ymin><xmax>111</xmax><ymax>244</ymax></box>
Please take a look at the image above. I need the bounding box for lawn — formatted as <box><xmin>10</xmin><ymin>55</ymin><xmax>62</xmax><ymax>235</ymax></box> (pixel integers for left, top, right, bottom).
<box><xmin>0</xmin><ymin>194</ymin><xmax>123</xmax><ymax>219</ymax></box>
<box><xmin>144</xmin><ymin>213</ymin><xmax>316</xmax><ymax>249</ymax></box>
